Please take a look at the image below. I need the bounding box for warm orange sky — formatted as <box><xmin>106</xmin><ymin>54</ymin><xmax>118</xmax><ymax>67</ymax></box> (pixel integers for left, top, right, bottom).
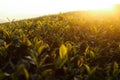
<box><xmin>0</xmin><ymin>0</ymin><xmax>120</xmax><ymax>21</ymax></box>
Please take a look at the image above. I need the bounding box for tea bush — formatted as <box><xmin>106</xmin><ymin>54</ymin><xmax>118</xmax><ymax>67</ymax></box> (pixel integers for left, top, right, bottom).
<box><xmin>0</xmin><ymin>11</ymin><xmax>120</xmax><ymax>80</ymax></box>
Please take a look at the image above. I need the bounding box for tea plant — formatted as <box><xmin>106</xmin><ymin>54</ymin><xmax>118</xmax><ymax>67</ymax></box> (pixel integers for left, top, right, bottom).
<box><xmin>0</xmin><ymin>11</ymin><xmax>120</xmax><ymax>80</ymax></box>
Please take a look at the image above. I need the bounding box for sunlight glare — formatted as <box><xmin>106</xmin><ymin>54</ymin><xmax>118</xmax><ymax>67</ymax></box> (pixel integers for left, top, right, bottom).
<box><xmin>0</xmin><ymin>0</ymin><xmax>120</xmax><ymax>21</ymax></box>
<box><xmin>76</xmin><ymin>0</ymin><xmax>114</xmax><ymax>11</ymax></box>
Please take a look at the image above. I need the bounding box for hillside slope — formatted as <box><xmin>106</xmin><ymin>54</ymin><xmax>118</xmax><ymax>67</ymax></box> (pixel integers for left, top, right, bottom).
<box><xmin>0</xmin><ymin>10</ymin><xmax>120</xmax><ymax>80</ymax></box>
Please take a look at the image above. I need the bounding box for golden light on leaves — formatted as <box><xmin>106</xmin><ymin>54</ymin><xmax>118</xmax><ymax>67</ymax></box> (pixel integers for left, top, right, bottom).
<box><xmin>59</xmin><ymin>44</ymin><xmax>67</xmax><ymax>59</ymax></box>
<box><xmin>77</xmin><ymin>56</ymin><xmax>84</xmax><ymax>67</ymax></box>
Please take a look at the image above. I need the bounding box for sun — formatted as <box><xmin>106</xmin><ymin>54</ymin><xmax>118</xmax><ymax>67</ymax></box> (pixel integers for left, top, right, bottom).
<box><xmin>77</xmin><ymin>0</ymin><xmax>114</xmax><ymax>11</ymax></box>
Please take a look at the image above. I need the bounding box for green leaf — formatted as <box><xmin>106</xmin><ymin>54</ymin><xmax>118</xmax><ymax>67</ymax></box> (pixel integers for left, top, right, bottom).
<box><xmin>34</xmin><ymin>40</ymin><xmax>44</xmax><ymax>50</ymax></box>
<box><xmin>84</xmin><ymin>64</ymin><xmax>97</xmax><ymax>77</ymax></box>
<box><xmin>84</xmin><ymin>64</ymin><xmax>91</xmax><ymax>75</ymax></box>
<box><xmin>30</xmin><ymin>52</ymin><xmax>38</xmax><ymax>66</ymax></box>
<box><xmin>23</xmin><ymin>67</ymin><xmax>29</xmax><ymax>80</ymax></box>
<box><xmin>37</xmin><ymin>45</ymin><xmax>45</xmax><ymax>55</ymax></box>
<box><xmin>55</xmin><ymin>57</ymin><xmax>67</xmax><ymax>69</ymax></box>
<box><xmin>55</xmin><ymin>44</ymin><xmax>69</xmax><ymax>68</ymax></box>
<box><xmin>91</xmin><ymin>66</ymin><xmax>97</xmax><ymax>75</ymax></box>
<box><xmin>37</xmin><ymin>21</ymin><xmax>42</xmax><ymax>26</ymax></box>
<box><xmin>85</xmin><ymin>46</ymin><xmax>89</xmax><ymax>53</ymax></box>
<box><xmin>90</xmin><ymin>51</ymin><xmax>95</xmax><ymax>59</ymax></box>
<box><xmin>84</xmin><ymin>46</ymin><xmax>89</xmax><ymax>56</ymax></box>
<box><xmin>59</xmin><ymin>44</ymin><xmax>67</xmax><ymax>59</ymax></box>
<box><xmin>77</xmin><ymin>56</ymin><xmax>84</xmax><ymax>67</ymax></box>
<box><xmin>26</xmin><ymin>39</ymin><xmax>32</xmax><ymax>46</ymax></box>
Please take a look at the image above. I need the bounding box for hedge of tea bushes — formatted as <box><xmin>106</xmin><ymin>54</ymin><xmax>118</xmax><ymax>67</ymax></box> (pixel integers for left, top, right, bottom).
<box><xmin>0</xmin><ymin>11</ymin><xmax>120</xmax><ymax>80</ymax></box>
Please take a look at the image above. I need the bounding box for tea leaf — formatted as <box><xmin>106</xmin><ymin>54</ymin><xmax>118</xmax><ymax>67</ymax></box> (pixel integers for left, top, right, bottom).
<box><xmin>59</xmin><ymin>44</ymin><xmax>67</xmax><ymax>59</ymax></box>
<box><xmin>37</xmin><ymin>45</ymin><xmax>45</xmax><ymax>55</ymax></box>
<box><xmin>77</xmin><ymin>56</ymin><xmax>84</xmax><ymax>67</ymax></box>
<box><xmin>55</xmin><ymin>57</ymin><xmax>67</xmax><ymax>68</ymax></box>
<box><xmin>91</xmin><ymin>66</ymin><xmax>97</xmax><ymax>75</ymax></box>
<box><xmin>90</xmin><ymin>51</ymin><xmax>95</xmax><ymax>59</ymax></box>
<box><xmin>26</xmin><ymin>39</ymin><xmax>32</xmax><ymax>46</ymax></box>
<box><xmin>84</xmin><ymin>64</ymin><xmax>91</xmax><ymax>75</ymax></box>
<box><xmin>23</xmin><ymin>67</ymin><xmax>29</xmax><ymax>80</ymax></box>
